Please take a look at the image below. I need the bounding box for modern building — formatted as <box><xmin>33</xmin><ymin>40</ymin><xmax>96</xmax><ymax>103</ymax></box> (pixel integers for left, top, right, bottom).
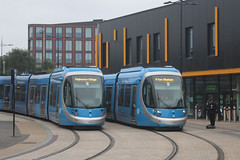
<box><xmin>96</xmin><ymin>0</ymin><xmax>240</xmax><ymax>118</ymax></box>
<box><xmin>28</xmin><ymin>20</ymin><xmax>102</xmax><ymax>68</ymax></box>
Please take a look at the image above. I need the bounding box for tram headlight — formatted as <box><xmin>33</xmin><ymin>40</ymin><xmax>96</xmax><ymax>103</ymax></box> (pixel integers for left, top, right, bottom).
<box><xmin>183</xmin><ymin>110</ymin><xmax>186</xmax><ymax>115</ymax></box>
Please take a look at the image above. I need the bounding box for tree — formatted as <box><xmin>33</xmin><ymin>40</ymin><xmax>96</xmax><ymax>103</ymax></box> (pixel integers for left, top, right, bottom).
<box><xmin>5</xmin><ymin>48</ymin><xmax>36</xmax><ymax>75</ymax></box>
<box><xmin>39</xmin><ymin>60</ymin><xmax>55</xmax><ymax>73</ymax></box>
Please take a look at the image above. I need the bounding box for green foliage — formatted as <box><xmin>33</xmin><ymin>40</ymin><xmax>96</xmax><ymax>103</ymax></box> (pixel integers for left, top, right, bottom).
<box><xmin>38</xmin><ymin>60</ymin><xmax>55</xmax><ymax>73</ymax></box>
<box><xmin>3</xmin><ymin>48</ymin><xmax>55</xmax><ymax>75</ymax></box>
<box><xmin>5</xmin><ymin>48</ymin><xmax>36</xmax><ymax>75</ymax></box>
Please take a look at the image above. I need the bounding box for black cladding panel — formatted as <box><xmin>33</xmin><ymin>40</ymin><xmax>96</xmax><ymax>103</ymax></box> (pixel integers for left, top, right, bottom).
<box><xmin>98</xmin><ymin>0</ymin><xmax>240</xmax><ymax>74</ymax></box>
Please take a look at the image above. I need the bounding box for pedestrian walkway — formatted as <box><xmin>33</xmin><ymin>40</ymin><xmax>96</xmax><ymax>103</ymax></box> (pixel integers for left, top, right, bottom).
<box><xmin>0</xmin><ymin>112</ymin><xmax>48</xmax><ymax>159</ymax></box>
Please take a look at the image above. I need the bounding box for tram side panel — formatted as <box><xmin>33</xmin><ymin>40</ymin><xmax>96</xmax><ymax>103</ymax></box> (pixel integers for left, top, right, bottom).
<box><xmin>0</xmin><ymin>77</ymin><xmax>12</xmax><ymax>111</ymax></box>
<box><xmin>28</xmin><ymin>74</ymin><xmax>51</xmax><ymax>119</ymax></box>
<box><xmin>15</xmin><ymin>75</ymin><xmax>31</xmax><ymax>115</ymax></box>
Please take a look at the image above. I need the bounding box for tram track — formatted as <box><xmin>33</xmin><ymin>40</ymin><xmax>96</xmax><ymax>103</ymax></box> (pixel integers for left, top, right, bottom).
<box><xmin>33</xmin><ymin>129</ymin><xmax>80</xmax><ymax>160</ymax></box>
<box><xmin>183</xmin><ymin>131</ymin><xmax>224</xmax><ymax>160</ymax></box>
<box><xmin>86</xmin><ymin>130</ymin><xmax>115</xmax><ymax>160</ymax></box>
<box><xmin>151</xmin><ymin>131</ymin><xmax>178</xmax><ymax>160</ymax></box>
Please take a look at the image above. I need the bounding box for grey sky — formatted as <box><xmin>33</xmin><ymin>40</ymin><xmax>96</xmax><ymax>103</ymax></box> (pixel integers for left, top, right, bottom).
<box><xmin>0</xmin><ymin>0</ymin><xmax>167</xmax><ymax>55</ymax></box>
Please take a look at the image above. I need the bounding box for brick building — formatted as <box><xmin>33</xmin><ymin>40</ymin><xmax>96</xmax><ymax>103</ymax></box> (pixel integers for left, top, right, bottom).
<box><xmin>28</xmin><ymin>20</ymin><xmax>102</xmax><ymax>68</ymax></box>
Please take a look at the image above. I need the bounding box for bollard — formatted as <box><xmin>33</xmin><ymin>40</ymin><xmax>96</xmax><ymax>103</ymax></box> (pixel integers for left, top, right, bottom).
<box><xmin>233</xmin><ymin>106</ymin><xmax>236</xmax><ymax>122</ymax></box>
<box><xmin>223</xmin><ymin>107</ymin><xmax>226</xmax><ymax>122</ymax></box>
<box><xmin>228</xmin><ymin>106</ymin><xmax>231</xmax><ymax>122</ymax></box>
<box><xmin>195</xmin><ymin>105</ymin><xmax>198</xmax><ymax>120</ymax></box>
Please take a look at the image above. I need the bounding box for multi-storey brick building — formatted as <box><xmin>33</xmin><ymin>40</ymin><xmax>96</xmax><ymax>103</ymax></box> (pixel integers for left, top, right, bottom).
<box><xmin>28</xmin><ymin>20</ymin><xmax>102</xmax><ymax>68</ymax></box>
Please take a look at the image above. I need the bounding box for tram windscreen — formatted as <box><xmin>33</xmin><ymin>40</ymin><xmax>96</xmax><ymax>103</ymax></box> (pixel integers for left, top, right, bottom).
<box><xmin>142</xmin><ymin>75</ymin><xmax>184</xmax><ymax>109</ymax></box>
<box><xmin>64</xmin><ymin>75</ymin><xmax>103</xmax><ymax>108</ymax></box>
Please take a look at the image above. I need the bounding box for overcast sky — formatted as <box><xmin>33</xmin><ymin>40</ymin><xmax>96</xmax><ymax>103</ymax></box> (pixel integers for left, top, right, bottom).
<box><xmin>0</xmin><ymin>0</ymin><xmax>168</xmax><ymax>55</ymax></box>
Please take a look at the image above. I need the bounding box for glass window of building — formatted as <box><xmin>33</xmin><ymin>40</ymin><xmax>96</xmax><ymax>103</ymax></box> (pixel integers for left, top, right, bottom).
<box><xmin>219</xmin><ymin>75</ymin><xmax>231</xmax><ymax>108</ymax></box>
<box><xmin>29</xmin><ymin>40</ymin><xmax>33</xmax><ymax>50</ymax></box>
<box><xmin>208</xmin><ymin>23</ymin><xmax>215</xmax><ymax>56</ymax></box>
<box><xmin>56</xmin><ymin>40</ymin><xmax>62</xmax><ymax>51</ymax></box>
<box><xmin>36</xmin><ymin>40</ymin><xmax>42</xmax><ymax>50</ymax></box>
<box><xmin>65</xmin><ymin>40</ymin><xmax>72</xmax><ymax>51</ymax></box>
<box><xmin>36</xmin><ymin>52</ymin><xmax>42</xmax><ymax>63</ymax></box>
<box><xmin>231</xmin><ymin>75</ymin><xmax>240</xmax><ymax>107</ymax></box>
<box><xmin>126</xmin><ymin>38</ymin><xmax>132</xmax><ymax>65</ymax></box>
<box><xmin>85</xmin><ymin>27</ymin><xmax>92</xmax><ymax>38</ymax></box>
<box><xmin>95</xmin><ymin>28</ymin><xmax>99</xmax><ymax>36</ymax></box>
<box><xmin>136</xmin><ymin>36</ymin><xmax>143</xmax><ymax>64</ymax></box>
<box><xmin>205</xmin><ymin>76</ymin><xmax>218</xmax><ymax>105</ymax></box>
<box><xmin>186</xmin><ymin>27</ymin><xmax>193</xmax><ymax>58</ymax></box>
<box><xmin>36</xmin><ymin>27</ymin><xmax>43</xmax><ymax>38</ymax></box>
<box><xmin>29</xmin><ymin>27</ymin><xmax>33</xmax><ymax>38</ymax></box>
<box><xmin>46</xmin><ymin>27</ymin><xmax>52</xmax><ymax>38</ymax></box>
<box><xmin>65</xmin><ymin>53</ymin><xmax>72</xmax><ymax>63</ymax></box>
<box><xmin>184</xmin><ymin>78</ymin><xmax>194</xmax><ymax>116</ymax></box>
<box><xmin>75</xmin><ymin>40</ymin><xmax>82</xmax><ymax>51</ymax></box>
<box><xmin>56</xmin><ymin>52</ymin><xmax>62</xmax><ymax>64</ymax></box>
<box><xmin>85</xmin><ymin>53</ymin><xmax>92</xmax><ymax>64</ymax></box>
<box><xmin>66</xmin><ymin>27</ymin><xmax>72</xmax><ymax>38</ymax></box>
<box><xmin>85</xmin><ymin>40</ymin><xmax>92</xmax><ymax>51</ymax></box>
<box><xmin>75</xmin><ymin>53</ymin><xmax>82</xmax><ymax>64</ymax></box>
<box><xmin>220</xmin><ymin>75</ymin><xmax>230</xmax><ymax>92</ymax></box>
<box><xmin>153</xmin><ymin>33</ymin><xmax>160</xmax><ymax>62</ymax></box>
<box><xmin>56</xmin><ymin>27</ymin><xmax>63</xmax><ymax>38</ymax></box>
<box><xmin>195</xmin><ymin>77</ymin><xmax>205</xmax><ymax>111</ymax></box>
<box><xmin>46</xmin><ymin>40</ymin><xmax>52</xmax><ymax>51</ymax></box>
<box><xmin>46</xmin><ymin>52</ymin><xmax>52</xmax><ymax>61</ymax></box>
<box><xmin>75</xmin><ymin>27</ymin><xmax>82</xmax><ymax>38</ymax></box>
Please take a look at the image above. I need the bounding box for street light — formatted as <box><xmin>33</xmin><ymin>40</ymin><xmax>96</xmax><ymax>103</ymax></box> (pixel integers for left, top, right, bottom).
<box><xmin>163</xmin><ymin>0</ymin><xmax>198</xmax><ymax>73</ymax></box>
<box><xmin>1</xmin><ymin>38</ymin><xmax>13</xmax><ymax>74</ymax></box>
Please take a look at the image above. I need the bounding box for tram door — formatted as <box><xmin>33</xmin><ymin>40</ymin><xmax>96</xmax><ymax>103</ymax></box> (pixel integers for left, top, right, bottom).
<box><xmin>3</xmin><ymin>85</ymin><xmax>11</xmax><ymax>111</ymax></box>
<box><xmin>56</xmin><ymin>85</ymin><xmax>60</xmax><ymax>123</ymax></box>
<box><xmin>40</xmin><ymin>85</ymin><xmax>47</xmax><ymax>118</ymax></box>
<box><xmin>131</xmin><ymin>85</ymin><xmax>137</xmax><ymax>124</ymax></box>
<box><xmin>105</xmin><ymin>85</ymin><xmax>113</xmax><ymax>119</ymax></box>
<box><xmin>29</xmin><ymin>86</ymin><xmax>35</xmax><ymax>115</ymax></box>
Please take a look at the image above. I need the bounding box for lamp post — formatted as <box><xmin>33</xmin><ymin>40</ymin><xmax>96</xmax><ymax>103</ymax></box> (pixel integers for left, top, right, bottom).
<box><xmin>164</xmin><ymin>0</ymin><xmax>198</xmax><ymax>73</ymax></box>
<box><xmin>1</xmin><ymin>38</ymin><xmax>13</xmax><ymax>74</ymax></box>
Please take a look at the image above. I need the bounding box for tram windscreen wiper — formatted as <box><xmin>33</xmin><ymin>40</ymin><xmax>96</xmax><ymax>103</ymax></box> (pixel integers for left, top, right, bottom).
<box><xmin>156</xmin><ymin>91</ymin><xmax>169</xmax><ymax>108</ymax></box>
<box><xmin>74</xmin><ymin>96</ymin><xmax>90</xmax><ymax>109</ymax></box>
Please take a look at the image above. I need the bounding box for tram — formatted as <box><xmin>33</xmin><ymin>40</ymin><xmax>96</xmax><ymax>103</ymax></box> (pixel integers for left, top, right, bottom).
<box><xmin>0</xmin><ymin>67</ymin><xmax>105</xmax><ymax>126</ymax></box>
<box><xmin>104</xmin><ymin>67</ymin><xmax>187</xmax><ymax>129</ymax></box>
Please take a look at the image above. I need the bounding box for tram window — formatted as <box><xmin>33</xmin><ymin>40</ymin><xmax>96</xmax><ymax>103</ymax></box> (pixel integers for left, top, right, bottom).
<box><xmin>125</xmin><ymin>85</ymin><xmax>131</xmax><ymax>107</ymax></box>
<box><xmin>20</xmin><ymin>85</ymin><xmax>26</xmax><ymax>102</ymax></box>
<box><xmin>35</xmin><ymin>85</ymin><xmax>41</xmax><ymax>104</ymax></box>
<box><xmin>30</xmin><ymin>86</ymin><xmax>35</xmax><ymax>103</ymax></box>
<box><xmin>53</xmin><ymin>84</ymin><xmax>57</xmax><ymax>107</ymax></box>
<box><xmin>118</xmin><ymin>85</ymin><xmax>124</xmax><ymax>106</ymax></box>
<box><xmin>41</xmin><ymin>85</ymin><xmax>47</xmax><ymax>102</ymax></box>
<box><xmin>142</xmin><ymin>82</ymin><xmax>154</xmax><ymax>108</ymax></box>
<box><xmin>50</xmin><ymin>85</ymin><xmax>54</xmax><ymax>106</ymax></box>
<box><xmin>56</xmin><ymin>85</ymin><xmax>60</xmax><ymax>107</ymax></box>
<box><xmin>16</xmin><ymin>86</ymin><xmax>21</xmax><ymax>101</ymax></box>
<box><xmin>0</xmin><ymin>85</ymin><xmax>3</xmax><ymax>99</ymax></box>
<box><xmin>64</xmin><ymin>82</ymin><xmax>72</xmax><ymax>107</ymax></box>
<box><xmin>105</xmin><ymin>85</ymin><xmax>113</xmax><ymax>106</ymax></box>
<box><xmin>4</xmin><ymin>86</ymin><xmax>10</xmax><ymax>102</ymax></box>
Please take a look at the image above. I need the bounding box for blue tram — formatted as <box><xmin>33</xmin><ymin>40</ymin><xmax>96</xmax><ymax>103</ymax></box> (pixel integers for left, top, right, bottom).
<box><xmin>0</xmin><ymin>67</ymin><xmax>105</xmax><ymax>126</ymax></box>
<box><xmin>104</xmin><ymin>67</ymin><xmax>187</xmax><ymax>129</ymax></box>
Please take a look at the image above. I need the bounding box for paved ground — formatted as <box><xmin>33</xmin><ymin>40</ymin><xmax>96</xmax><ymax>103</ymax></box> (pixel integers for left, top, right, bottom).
<box><xmin>0</xmin><ymin>121</ymin><xmax>28</xmax><ymax>150</ymax></box>
<box><xmin>0</xmin><ymin>111</ymin><xmax>240</xmax><ymax>160</ymax></box>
